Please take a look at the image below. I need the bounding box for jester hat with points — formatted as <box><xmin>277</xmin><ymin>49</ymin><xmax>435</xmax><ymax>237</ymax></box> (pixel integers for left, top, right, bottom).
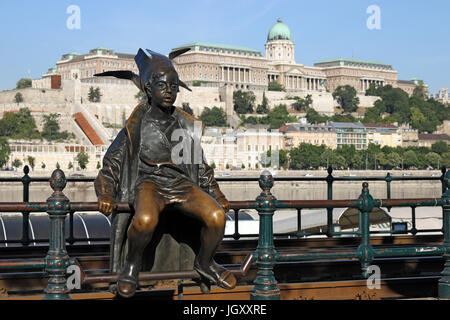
<box><xmin>94</xmin><ymin>47</ymin><xmax>191</xmax><ymax>93</ymax></box>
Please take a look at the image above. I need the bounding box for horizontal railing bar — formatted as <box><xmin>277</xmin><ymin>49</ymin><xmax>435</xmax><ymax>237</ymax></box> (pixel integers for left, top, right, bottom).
<box><xmin>0</xmin><ymin>176</ymin><xmax>443</xmax><ymax>183</ymax></box>
<box><xmin>372</xmin><ymin>246</ymin><xmax>444</xmax><ymax>257</ymax></box>
<box><xmin>0</xmin><ymin>199</ymin><xmax>442</xmax><ymax>213</ymax></box>
<box><xmin>0</xmin><ymin>258</ymin><xmax>45</xmax><ymax>270</ymax></box>
<box><xmin>277</xmin><ymin>251</ymin><xmax>359</xmax><ymax>261</ymax></box>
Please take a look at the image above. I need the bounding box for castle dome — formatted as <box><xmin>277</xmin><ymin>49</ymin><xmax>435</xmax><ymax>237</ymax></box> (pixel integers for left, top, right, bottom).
<box><xmin>267</xmin><ymin>18</ymin><xmax>292</xmax><ymax>41</ymax></box>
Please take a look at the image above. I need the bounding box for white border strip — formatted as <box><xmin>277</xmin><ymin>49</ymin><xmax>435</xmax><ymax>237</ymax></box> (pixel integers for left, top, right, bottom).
<box><xmin>75</xmin><ymin>213</ymin><xmax>91</xmax><ymax>245</ymax></box>
<box><xmin>0</xmin><ymin>216</ymin><xmax>7</xmax><ymax>247</ymax></box>
<box><xmin>28</xmin><ymin>219</ymin><xmax>36</xmax><ymax>246</ymax></box>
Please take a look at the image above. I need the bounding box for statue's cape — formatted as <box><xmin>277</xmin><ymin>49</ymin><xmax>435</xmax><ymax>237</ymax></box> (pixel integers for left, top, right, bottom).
<box><xmin>108</xmin><ymin>102</ymin><xmax>204</xmax><ymax>274</ymax></box>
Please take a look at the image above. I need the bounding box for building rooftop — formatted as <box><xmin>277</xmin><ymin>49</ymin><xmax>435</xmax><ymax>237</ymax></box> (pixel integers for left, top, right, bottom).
<box><xmin>330</xmin><ymin>122</ymin><xmax>366</xmax><ymax>129</ymax></box>
<box><xmin>172</xmin><ymin>42</ymin><xmax>262</xmax><ymax>56</ymax></box>
<box><xmin>267</xmin><ymin>18</ymin><xmax>292</xmax><ymax>41</ymax></box>
<box><xmin>363</xmin><ymin>123</ymin><xmax>398</xmax><ymax>129</ymax></box>
<box><xmin>314</xmin><ymin>58</ymin><xmax>393</xmax><ymax>70</ymax></box>
<box><xmin>418</xmin><ymin>133</ymin><xmax>450</xmax><ymax>141</ymax></box>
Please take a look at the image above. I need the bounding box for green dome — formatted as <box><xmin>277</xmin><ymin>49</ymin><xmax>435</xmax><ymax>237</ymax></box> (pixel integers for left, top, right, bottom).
<box><xmin>267</xmin><ymin>18</ymin><xmax>292</xmax><ymax>41</ymax></box>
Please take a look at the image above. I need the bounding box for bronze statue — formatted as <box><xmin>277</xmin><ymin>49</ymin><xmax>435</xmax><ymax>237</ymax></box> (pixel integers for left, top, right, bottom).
<box><xmin>94</xmin><ymin>48</ymin><xmax>236</xmax><ymax>298</ymax></box>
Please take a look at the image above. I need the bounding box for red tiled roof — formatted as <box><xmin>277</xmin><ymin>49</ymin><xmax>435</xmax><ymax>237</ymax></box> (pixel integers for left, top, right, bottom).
<box><xmin>363</xmin><ymin>123</ymin><xmax>398</xmax><ymax>129</ymax></box>
<box><xmin>73</xmin><ymin>112</ymin><xmax>104</xmax><ymax>145</ymax></box>
<box><xmin>418</xmin><ymin>133</ymin><xmax>450</xmax><ymax>141</ymax></box>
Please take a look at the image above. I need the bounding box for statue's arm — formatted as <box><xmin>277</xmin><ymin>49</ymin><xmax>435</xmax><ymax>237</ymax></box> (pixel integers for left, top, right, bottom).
<box><xmin>95</xmin><ymin>130</ymin><xmax>127</xmax><ymax>214</ymax></box>
<box><xmin>198</xmin><ymin>154</ymin><xmax>230</xmax><ymax>212</ymax></box>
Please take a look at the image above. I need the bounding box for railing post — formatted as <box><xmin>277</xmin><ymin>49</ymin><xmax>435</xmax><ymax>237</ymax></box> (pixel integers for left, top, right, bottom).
<box><xmin>385</xmin><ymin>172</ymin><xmax>391</xmax><ymax>200</ymax></box>
<box><xmin>439</xmin><ymin>171</ymin><xmax>450</xmax><ymax>298</ymax></box>
<box><xmin>296</xmin><ymin>208</ymin><xmax>302</xmax><ymax>238</ymax></box>
<box><xmin>441</xmin><ymin>166</ymin><xmax>447</xmax><ymax>194</ymax></box>
<box><xmin>233</xmin><ymin>208</ymin><xmax>240</xmax><ymax>240</ymax></box>
<box><xmin>21</xmin><ymin>166</ymin><xmax>31</xmax><ymax>246</ymax></box>
<box><xmin>250</xmin><ymin>170</ymin><xmax>280</xmax><ymax>300</ymax></box>
<box><xmin>326</xmin><ymin>166</ymin><xmax>334</xmax><ymax>237</ymax></box>
<box><xmin>356</xmin><ymin>182</ymin><xmax>376</xmax><ymax>278</ymax></box>
<box><xmin>43</xmin><ymin>169</ymin><xmax>71</xmax><ymax>300</ymax></box>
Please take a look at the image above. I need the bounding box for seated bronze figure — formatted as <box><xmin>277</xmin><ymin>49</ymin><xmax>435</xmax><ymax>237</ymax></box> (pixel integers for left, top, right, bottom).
<box><xmin>94</xmin><ymin>48</ymin><xmax>236</xmax><ymax>298</ymax></box>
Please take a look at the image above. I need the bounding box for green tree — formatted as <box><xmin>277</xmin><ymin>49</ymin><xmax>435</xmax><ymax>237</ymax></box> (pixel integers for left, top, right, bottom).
<box><xmin>68</xmin><ymin>161</ymin><xmax>73</xmax><ymax>170</ymax></box>
<box><xmin>16</xmin><ymin>78</ymin><xmax>32</xmax><ymax>89</ymax></box>
<box><xmin>441</xmin><ymin>152</ymin><xmax>450</xmax><ymax>168</ymax></box>
<box><xmin>210</xmin><ymin>162</ymin><xmax>216</xmax><ymax>169</ymax></box>
<box><xmin>56</xmin><ymin>162</ymin><xmax>60</xmax><ymax>169</ymax></box>
<box><xmin>256</xmin><ymin>91</ymin><xmax>269</xmax><ymax>114</ymax></box>
<box><xmin>182</xmin><ymin>103</ymin><xmax>194</xmax><ymax>115</ymax></box>
<box><xmin>27</xmin><ymin>156</ymin><xmax>35</xmax><ymax>171</ymax></box>
<box><xmin>306</xmin><ymin>108</ymin><xmax>328</xmax><ymax>124</ymax></box>
<box><xmin>266</xmin><ymin>104</ymin><xmax>296</xmax><ymax>129</ymax></box>
<box><xmin>426</xmin><ymin>152</ymin><xmax>441</xmax><ymax>169</ymax></box>
<box><xmin>134</xmin><ymin>91</ymin><xmax>146</xmax><ymax>102</ymax></box>
<box><xmin>233</xmin><ymin>90</ymin><xmax>256</xmax><ymax>114</ymax></box>
<box><xmin>14</xmin><ymin>92</ymin><xmax>24</xmax><ymax>103</ymax></box>
<box><xmin>292</xmin><ymin>94</ymin><xmax>313</xmax><ymax>111</ymax></box>
<box><xmin>12</xmin><ymin>158</ymin><xmax>22</xmax><ymax>170</ymax></box>
<box><xmin>412</xmin><ymin>82</ymin><xmax>427</xmax><ymax>100</ymax></box>
<box><xmin>332</xmin><ymin>85</ymin><xmax>359</xmax><ymax>113</ymax></box>
<box><xmin>41</xmin><ymin>162</ymin><xmax>46</xmax><ymax>169</ymax></box>
<box><xmin>261</xmin><ymin>149</ymin><xmax>288</xmax><ymax>169</ymax></box>
<box><xmin>0</xmin><ymin>108</ymin><xmax>40</xmax><ymax>139</ymax></box>
<box><xmin>386</xmin><ymin>152</ymin><xmax>402</xmax><ymax>169</ymax></box>
<box><xmin>403</xmin><ymin>150</ymin><xmax>420</xmax><ymax>169</ymax></box>
<box><xmin>41</xmin><ymin>113</ymin><xmax>69</xmax><ymax>141</ymax></box>
<box><xmin>289</xmin><ymin>143</ymin><xmax>325</xmax><ymax>169</ymax></box>
<box><xmin>199</xmin><ymin>107</ymin><xmax>227</xmax><ymax>127</ymax></box>
<box><xmin>431</xmin><ymin>140</ymin><xmax>448</xmax><ymax>155</ymax></box>
<box><xmin>365</xmin><ymin>83</ymin><xmax>380</xmax><ymax>96</ymax></box>
<box><xmin>336</xmin><ymin>145</ymin><xmax>360</xmax><ymax>169</ymax></box>
<box><xmin>268</xmin><ymin>81</ymin><xmax>285</xmax><ymax>92</ymax></box>
<box><xmin>88</xmin><ymin>86</ymin><xmax>102</xmax><ymax>102</ymax></box>
<box><xmin>76</xmin><ymin>151</ymin><xmax>89</xmax><ymax>170</ymax></box>
<box><xmin>96</xmin><ymin>161</ymin><xmax>101</xmax><ymax>169</ymax></box>
<box><xmin>0</xmin><ymin>137</ymin><xmax>11</xmax><ymax>168</ymax></box>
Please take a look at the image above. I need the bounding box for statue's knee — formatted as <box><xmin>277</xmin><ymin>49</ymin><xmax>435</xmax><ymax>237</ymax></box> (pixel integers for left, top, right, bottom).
<box><xmin>207</xmin><ymin>208</ymin><xmax>226</xmax><ymax>229</ymax></box>
<box><xmin>133</xmin><ymin>214</ymin><xmax>158</xmax><ymax>233</ymax></box>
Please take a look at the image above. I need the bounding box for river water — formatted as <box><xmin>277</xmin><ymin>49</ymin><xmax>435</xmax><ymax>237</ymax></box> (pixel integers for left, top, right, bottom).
<box><xmin>0</xmin><ymin>175</ymin><xmax>443</xmax><ymax>202</ymax></box>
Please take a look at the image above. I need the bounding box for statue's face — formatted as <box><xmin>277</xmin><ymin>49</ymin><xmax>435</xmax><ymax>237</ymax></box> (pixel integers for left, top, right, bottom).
<box><xmin>146</xmin><ymin>67</ymin><xmax>178</xmax><ymax>109</ymax></box>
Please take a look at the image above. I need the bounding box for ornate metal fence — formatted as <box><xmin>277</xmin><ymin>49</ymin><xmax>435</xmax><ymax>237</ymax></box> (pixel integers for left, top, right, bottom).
<box><xmin>0</xmin><ymin>167</ymin><xmax>448</xmax><ymax>299</ymax></box>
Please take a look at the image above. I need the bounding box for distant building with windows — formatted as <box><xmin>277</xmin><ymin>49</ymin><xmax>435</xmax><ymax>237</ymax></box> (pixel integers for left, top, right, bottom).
<box><xmin>279</xmin><ymin>123</ymin><xmax>336</xmax><ymax>150</ymax></box>
<box><xmin>44</xmin><ymin>47</ymin><xmax>138</xmax><ymax>84</ymax></box>
<box><xmin>363</xmin><ymin>123</ymin><xmax>402</xmax><ymax>148</ymax></box>
<box><xmin>171</xmin><ymin>18</ymin><xmax>424</xmax><ymax>96</ymax></box>
<box><xmin>201</xmin><ymin>128</ymin><xmax>284</xmax><ymax>170</ymax></box>
<box><xmin>433</xmin><ymin>88</ymin><xmax>450</xmax><ymax>104</ymax></box>
<box><xmin>417</xmin><ymin>133</ymin><xmax>450</xmax><ymax>148</ymax></box>
<box><xmin>330</xmin><ymin>122</ymin><xmax>367</xmax><ymax>150</ymax></box>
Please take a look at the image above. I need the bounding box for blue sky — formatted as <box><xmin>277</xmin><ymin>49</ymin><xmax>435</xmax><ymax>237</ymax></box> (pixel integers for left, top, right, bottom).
<box><xmin>0</xmin><ymin>0</ymin><xmax>449</xmax><ymax>93</ymax></box>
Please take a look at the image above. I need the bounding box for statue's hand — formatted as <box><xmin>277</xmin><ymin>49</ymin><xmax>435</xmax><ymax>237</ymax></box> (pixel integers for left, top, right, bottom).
<box><xmin>217</xmin><ymin>197</ymin><xmax>230</xmax><ymax>212</ymax></box>
<box><xmin>98</xmin><ymin>194</ymin><xmax>115</xmax><ymax>216</ymax></box>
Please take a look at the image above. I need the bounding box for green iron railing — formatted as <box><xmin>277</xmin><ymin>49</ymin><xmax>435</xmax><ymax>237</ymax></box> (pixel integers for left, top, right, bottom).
<box><xmin>0</xmin><ymin>168</ymin><xmax>448</xmax><ymax>299</ymax></box>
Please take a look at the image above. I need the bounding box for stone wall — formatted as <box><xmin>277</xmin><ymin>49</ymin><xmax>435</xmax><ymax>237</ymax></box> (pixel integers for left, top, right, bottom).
<box><xmin>80</xmin><ymin>82</ymin><xmax>140</xmax><ymax>105</ymax></box>
<box><xmin>0</xmin><ymin>87</ymin><xmax>66</xmax><ymax>104</ymax></box>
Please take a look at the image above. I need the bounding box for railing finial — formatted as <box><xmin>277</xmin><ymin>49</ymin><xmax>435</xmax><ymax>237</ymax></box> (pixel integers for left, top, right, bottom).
<box><xmin>49</xmin><ymin>169</ymin><xmax>67</xmax><ymax>194</ymax></box>
<box><xmin>259</xmin><ymin>170</ymin><xmax>274</xmax><ymax>194</ymax></box>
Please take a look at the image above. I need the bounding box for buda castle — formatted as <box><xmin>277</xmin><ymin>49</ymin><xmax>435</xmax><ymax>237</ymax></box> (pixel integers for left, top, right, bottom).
<box><xmin>170</xmin><ymin>18</ymin><xmax>419</xmax><ymax>96</ymax></box>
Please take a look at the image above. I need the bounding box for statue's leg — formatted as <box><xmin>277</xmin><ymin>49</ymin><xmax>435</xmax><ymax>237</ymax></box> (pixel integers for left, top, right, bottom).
<box><xmin>178</xmin><ymin>185</ymin><xmax>236</xmax><ymax>290</ymax></box>
<box><xmin>117</xmin><ymin>183</ymin><xmax>165</xmax><ymax>298</ymax></box>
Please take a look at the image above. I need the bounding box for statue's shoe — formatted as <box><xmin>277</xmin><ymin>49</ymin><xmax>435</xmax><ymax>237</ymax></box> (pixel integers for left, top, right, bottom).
<box><xmin>194</xmin><ymin>261</ymin><xmax>237</xmax><ymax>290</ymax></box>
<box><xmin>117</xmin><ymin>277</ymin><xmax>137</xmax><ymax>298</ymax></box>
<box><xmin>116</xmin><ymin>263</ymin><xmax>139</xmax><ymax>298</ymax></box>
